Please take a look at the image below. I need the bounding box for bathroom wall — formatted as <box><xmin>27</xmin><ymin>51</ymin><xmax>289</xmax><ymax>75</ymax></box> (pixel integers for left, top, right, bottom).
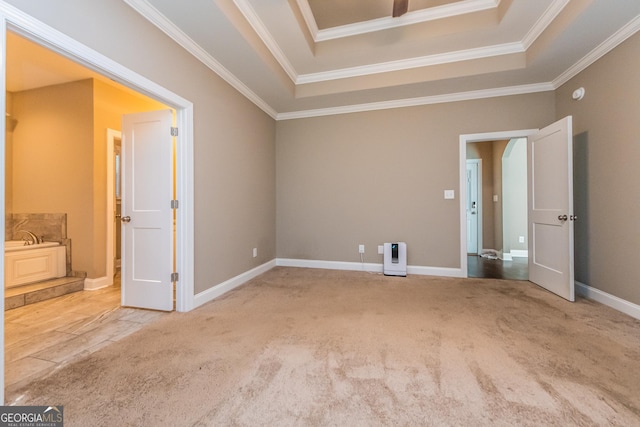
<box><xmin>11</xmin><ymin>79</ymin><xmax>94</xmax><ymax>276</ymax></box>
<box><xmin>8</xmin><ymin>78</ymin><xmax>168</xmax><ymax>279</ymax></box>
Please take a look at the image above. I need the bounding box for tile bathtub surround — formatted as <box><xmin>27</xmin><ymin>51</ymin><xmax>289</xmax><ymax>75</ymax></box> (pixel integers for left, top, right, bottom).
<box><xmin>8</xmin><ymin>213</ymin><xmax>67</xmax><ymax>242</ymax></box>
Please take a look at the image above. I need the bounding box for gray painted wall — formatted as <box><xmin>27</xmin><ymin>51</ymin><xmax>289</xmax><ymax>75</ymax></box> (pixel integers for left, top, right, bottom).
<box><xmin>276</xmin><ymin>93</ymin><xmax>555</xmax><ymax>268</ymax></box>
<box><xmin>557</xmin><ymin>31</ymin><xmax>640</xmax><ymax>305</ymax></box>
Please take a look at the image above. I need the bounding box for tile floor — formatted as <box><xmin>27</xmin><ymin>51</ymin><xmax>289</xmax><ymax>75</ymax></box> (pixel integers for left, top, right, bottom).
<box><xmin>4</xmin><ymin>276</ymin><xmax>168</xmax><ymax>398</ymax></box>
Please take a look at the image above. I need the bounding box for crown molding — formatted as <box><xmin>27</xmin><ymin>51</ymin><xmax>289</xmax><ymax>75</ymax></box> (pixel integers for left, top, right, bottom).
<box><xmin>313</xmin><ymin>0</ymin><xmax>498</xmax><ymax>42</ymax></box>
<box><xmin>277</xmin><ymin>82</ymin><xmax>554</xmax><ymax>120</ymax></box>
<box><xmin>552</xmin><ymin>14</ymin><xmax>640</xmax><ymax>89</ymax></box>
<box><xmin>122</xmin><ymin>0</ymin><xmax>277</xmax><ymax>119</ymax></box>
<box><xmin>521</xmin><ymin>0</ymin><xmax>570</xmax><ymax>49</ymax></box>
<box><xmin>295</xmin><ymin>0</ymin><xmax>319</xmax><ymax>40</ymax></box>
<box><xmin>232</xmin><ymin>0</ymin><xmax>298</xmax><ymax>82</ymax></box>
<box><xmin>296</xmin><ymin>42</ymin><xmax>523</xmax><ymax>84</ymax></box>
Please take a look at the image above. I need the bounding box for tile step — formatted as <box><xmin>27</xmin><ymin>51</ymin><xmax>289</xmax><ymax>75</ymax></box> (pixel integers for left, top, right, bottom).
<box><xmin>5</xmin><ymin>277</ymin><xmax>85</xmax><ymax>310</ymax></box>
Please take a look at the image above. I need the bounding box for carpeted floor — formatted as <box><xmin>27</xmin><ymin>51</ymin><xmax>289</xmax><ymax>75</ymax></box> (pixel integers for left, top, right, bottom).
<box><xmin>7</xmin><ymin>267</ymin><xmax>640</xmax><ymax>426</ymax></box>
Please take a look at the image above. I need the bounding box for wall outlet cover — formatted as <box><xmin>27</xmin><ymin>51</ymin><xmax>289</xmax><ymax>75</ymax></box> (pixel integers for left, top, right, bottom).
<box><xmin>359</xmin><ymin>244</ymin><xmax>365</xmax><ymax>254</ymax></box>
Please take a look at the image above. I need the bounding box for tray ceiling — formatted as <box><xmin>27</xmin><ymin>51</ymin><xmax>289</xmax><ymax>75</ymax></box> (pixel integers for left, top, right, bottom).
<box><xmin>7</xmin><ymin>0</ymin><xmax>640</xmax><ymax>120</ymax></box>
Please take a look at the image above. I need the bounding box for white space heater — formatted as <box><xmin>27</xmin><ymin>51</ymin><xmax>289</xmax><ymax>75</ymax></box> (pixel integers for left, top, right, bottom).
<box><xmin>383</xmin><ymin>242</ymin><xmax>407</xmax><ymax>276</ymax></box>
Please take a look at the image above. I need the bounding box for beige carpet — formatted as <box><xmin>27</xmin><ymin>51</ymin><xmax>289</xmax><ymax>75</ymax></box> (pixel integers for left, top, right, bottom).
<box><xmin>7</xmin><ymin>267</ymin><xmax>640</xmax><ymax>425</ymax></box>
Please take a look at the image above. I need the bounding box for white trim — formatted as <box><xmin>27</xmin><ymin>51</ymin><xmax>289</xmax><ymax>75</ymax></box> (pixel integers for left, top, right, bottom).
<box><xmin>521</xmin><ymin>0</ymin><xmax>570</xmax><ymax>49</ymax></box>
<box><xmin>0</xmin><ymin>0</ymin><xmax>195</xmax><ymax>314</ymax></box>
<box><xmin>277</xmin><ymin>83</ymin><xmax>554</xmax><ymax>120</ymax></box>
<box><xmin>510</xmin><ymin>249</ymin><xmax>529</xmax><ymax>258</ymax></box>
<box><xmin>276</xmin><ymin>258</ymin><xmax>465</xmax><ymax>278</ymax></box>
<box><xmin>552</xmin><ymin>14</ymin><xmax>640</xmax><ymax>88</ymax></box>
<box><xmin>1</xmin><ymin>12</ymin><xmax>7</xmax><ymax>406</ymax></box>
<box><xmin>295</xmin><ymin>0</ymin><xmax>319</xmax><ymax>39</ymax></box>
<box><xmin>105</xmin><ymin>129</ymin><xmax>121</xmax><ymax>288</ymax></box>
<box><xmin>576</xmin><ymin>281</ymin><xmax>640</xmax><ymax>321</ymax></box>
<box><xmin>122</xmin><ymin>0</ymin><xmax>277</xmax><ymax>119</ymax></box>
<box><xmin>174</xmin><ymin>104</ymin><xmax>195</xmax><ymax>313</ymax></box>
<box><xmin>84</xmin><ymin>276</ymin><xmax>111</xmax><ymax>291</ymax></box>
<box><xmin>193</xmin><ymin>260</ymin><xmax>276</xmax><ymax>309</ymax></box>
<box><xmin>232</xmin><ymin>0</ymin><xmax>297</xmax><ymax>83</ymax></box>
<box><xmin>277</xmin><ymin>258</ymin><xmax>382</xmax><ymax>273</ymax></box>
<box><xmin>459</xmin><ymin>129</ymin><xmax>538</xmax><ymax>277</ymax></box>
<box><xmin>297</xmin><ymin>42</ymin><xmax>523</xmax><ymax>85</ymax></box>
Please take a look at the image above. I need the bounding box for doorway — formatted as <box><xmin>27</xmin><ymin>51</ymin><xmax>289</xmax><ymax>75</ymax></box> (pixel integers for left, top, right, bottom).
<box><xmin>1</xmin><ymin>10</ymin><xmax>195</xmax><ymax>402</ymax></box>
<box><xmin>459</xmin><ymin>129</ymin><xmax>537</xmax><ymax>278</ymax></box>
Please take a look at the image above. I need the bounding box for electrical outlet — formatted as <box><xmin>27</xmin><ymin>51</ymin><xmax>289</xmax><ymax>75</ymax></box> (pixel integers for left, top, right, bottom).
<box><xmin>378</xmin><ymin>245</ymin><xmax>384</xmax><ymax>255</ymax></box>
<box><xmin>358</xmin><ymin>244</ymin><xmax>365</xmax><ymax>254</ymax></box>
<box><xmin>253</xmin><ymin>247</ymin><xmax>257</xmax><ymax>257</ymax></box>
<box><xmin>518</xmin><ymin>236</ymin><xmax>525</xmax><ymax>243</ymax></box>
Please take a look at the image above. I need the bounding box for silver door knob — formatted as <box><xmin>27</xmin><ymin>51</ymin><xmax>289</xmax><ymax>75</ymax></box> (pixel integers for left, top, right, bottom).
<box><xmin>121</xmin><ymin>216</ymin><xmax>131</xmax><ymax>223</ymax></box>
<box><xmin>558</xmin><ymin>215</ymin><xmax>568</xmax><ymax>221</ymax></box>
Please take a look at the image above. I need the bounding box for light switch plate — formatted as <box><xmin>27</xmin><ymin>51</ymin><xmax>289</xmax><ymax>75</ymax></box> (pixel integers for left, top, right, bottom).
<box><xmin>444</xmin><ymin>190</ymin><xmax>455</xmax><ymax>199</ymax></box>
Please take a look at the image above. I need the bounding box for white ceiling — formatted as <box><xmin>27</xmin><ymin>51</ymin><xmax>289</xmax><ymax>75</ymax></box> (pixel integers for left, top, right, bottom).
<box><xmin>7</xmin><ymin>0</ymin><xmax>640</xmax><ymax>120</ymax></box>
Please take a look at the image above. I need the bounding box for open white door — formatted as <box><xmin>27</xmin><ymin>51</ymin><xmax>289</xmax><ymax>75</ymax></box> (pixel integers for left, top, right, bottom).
<box><xmin>121</xmin><ymin>110</ymin><xmax>174</xmax><ymax>311</ymax></box>
<box><xmin>528</xmin><ymin>116</ymin><xmax>575</xmax><ymax>301</ymax></box>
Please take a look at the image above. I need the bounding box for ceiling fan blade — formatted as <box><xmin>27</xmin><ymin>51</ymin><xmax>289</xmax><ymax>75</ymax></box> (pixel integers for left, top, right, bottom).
<box><xmin>392</xmin><ymin>0</ymin><xmax>409</xmax><ymax>17</ymax></box>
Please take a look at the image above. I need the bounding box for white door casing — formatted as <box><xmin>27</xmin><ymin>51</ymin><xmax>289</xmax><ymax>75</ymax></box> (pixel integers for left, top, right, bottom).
<box><xmin>528</xmin><ymin>116</ymin><xmax>575</xmax><ymax>301</ymax></box>
<box><xmin>122</xmin><ymin>109</ymin><xmax>174</xmax><ymax>311</ymax></box>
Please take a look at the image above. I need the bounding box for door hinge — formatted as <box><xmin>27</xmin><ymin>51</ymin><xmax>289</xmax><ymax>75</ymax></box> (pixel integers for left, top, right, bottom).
<box><xmin>171</xmin><ymin>200</ymin><xmax>179</xmax><ymax>209</ymax></box>
<box><xmin>171</xmin><ymin>272</ymin><xmax>179</xmax><ymax>282</ymax></box>
<box><xmin>171</xmin><ymin>127</ymin><xmax>178</xmax><ymax>137</ymax></box>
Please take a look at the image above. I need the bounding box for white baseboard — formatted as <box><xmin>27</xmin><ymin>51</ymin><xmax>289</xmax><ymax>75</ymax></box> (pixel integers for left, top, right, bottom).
<box><xmin>193</xmin><ymin>260</ymin><xmax>276</xmax><ymax>309</ymax></box>
<box><xmin>510</xmin><ymin>250</ymin><xmax>528</xmax><ymax>258</ymax></box>
<box><xmin>276</xmin><ymin>258</ymin><xmax>465</xmax><ymax>278</ymax></box>
<box><xmin>576</xmin><ymin>281</ymin><xmax>640</xmax><ymax>320</ymax></box>
<box><xmin>84</xmin><ymin>275</ymin><xmax>112</xmax><ymax>290</ymax></box>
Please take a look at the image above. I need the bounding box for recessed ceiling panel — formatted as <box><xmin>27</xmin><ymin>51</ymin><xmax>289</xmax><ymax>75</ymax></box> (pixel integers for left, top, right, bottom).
<box><xmin>307</xmin><ymin>0</ymin><xmax>465</xmax><ymax>29</ymax></box>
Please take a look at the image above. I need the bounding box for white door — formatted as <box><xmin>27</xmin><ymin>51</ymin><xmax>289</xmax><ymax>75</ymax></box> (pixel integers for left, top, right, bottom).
<box><xmin>528</xmin><ymin>116</ymin><xmax>575</xmax><ymax>301</ymax></box>
<box><xmin>466</xmin><ymin>160</ymin><xmax>480</xmax><ymax>254</ymax></box>
<box><xmin>121</xmin><ymin>110</ymin><xmax>174</xmax><ymax>311</ymax></box>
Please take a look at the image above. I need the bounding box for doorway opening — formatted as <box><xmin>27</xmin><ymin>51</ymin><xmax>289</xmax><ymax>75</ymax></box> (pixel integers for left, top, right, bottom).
<box><xmin>459</xmin><ymin>129</ymin><xmax>537</xmax><ymax>279</ymax></box>
<box><xmin>2</xmin><ymin>9</ymin><xmax>195</xmax><ymax>402</ymax></box>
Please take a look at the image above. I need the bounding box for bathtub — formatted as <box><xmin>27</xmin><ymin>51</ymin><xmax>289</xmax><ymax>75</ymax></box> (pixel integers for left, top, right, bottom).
<box><xmin>4</xmin><ymin>241</ymin><xmax>66</xmax><ymax>288</ymax></box>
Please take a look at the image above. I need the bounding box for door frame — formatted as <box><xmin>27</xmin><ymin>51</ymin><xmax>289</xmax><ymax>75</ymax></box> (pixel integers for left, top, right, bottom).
<box><xmin>0</xmin><ymin>5</ymin><xmax>197</xmax><ymax>399</ymax></box>
<box><xmin>0</xmin><ymin>4</ymin><xmax>194</xmax><ymax>313</ymax></box>
<box><xmin>465</xmin><ymin>159</ymin><xmax>482</xmax><ymax>255</ymax></box>
<box><xmin>106</xmin><ymin>129</ymin><xmax>122</xmax><ymax>287</ymax></box>
<box><xmin>459</xmin><ymin>129</ymin><xmax>537</xmax><ymax>276</ymax></box>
